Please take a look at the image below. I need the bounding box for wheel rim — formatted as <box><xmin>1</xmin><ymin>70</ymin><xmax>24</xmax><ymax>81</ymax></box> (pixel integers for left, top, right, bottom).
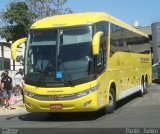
<box><xmin>108</xmin><ymin>92</ymin><xmax>114</xmax><ymax>106</ymax></box>
<box><xmin>141</xmin><ymin>80</ymin><xmax>144</xmax><ymax>93</ymax></box>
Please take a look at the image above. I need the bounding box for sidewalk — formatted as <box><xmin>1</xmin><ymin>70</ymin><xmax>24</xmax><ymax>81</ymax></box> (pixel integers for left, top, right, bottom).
<box><xmin>0</xmin><ymin>96</ymin><xmax>26</xmax><ymax>115</ymax></box>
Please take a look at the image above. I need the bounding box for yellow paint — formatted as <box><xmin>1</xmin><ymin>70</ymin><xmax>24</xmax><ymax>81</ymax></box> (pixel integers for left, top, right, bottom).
<box><xmin>11</xmin><ymin>38</ymin><xmax>27</xmax><ymax>60</ymax></box>
<box><xmin>31</xmin><ymin>12</ymin><xmax>148</xmax><ymax>37</ymax></box>
<box><xmin>92</xmin><ymin>31</ymin><xmax>104</xmax><ymax>55</ymax></box>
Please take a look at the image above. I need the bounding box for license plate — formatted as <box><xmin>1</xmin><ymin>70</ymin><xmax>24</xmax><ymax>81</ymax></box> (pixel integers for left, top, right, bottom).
<box><xmin>50</xmin><ymin>104</ymin><xmax>63</xmax><ymax>109</ymax></box>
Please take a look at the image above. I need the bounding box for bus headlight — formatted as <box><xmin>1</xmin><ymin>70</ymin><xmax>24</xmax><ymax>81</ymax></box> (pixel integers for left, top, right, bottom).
<box><xmin>60</xmin><ymin>83</ymin><xmax>100</xmax><ymax>100</ymax></box>
<box><xmin>77</xmin><ymin>83</ymin><xmax>99</xmax><ymax>97</ymax></box>
<box><xmin>24</xmin><ymin>90</ymin><xmax>37</xmax><ymax>98</ymax></box>
<box><xmin>24</xmin><ymin>90</ymin><xmax>50</xmax><ymax>100</ymax></box>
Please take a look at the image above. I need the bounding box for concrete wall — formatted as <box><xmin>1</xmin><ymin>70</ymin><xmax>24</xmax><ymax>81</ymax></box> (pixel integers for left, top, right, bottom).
<box><xmin>152</xmin><ymin>22</ymin><xmax>160</xmax><ymax>64</ymax></box>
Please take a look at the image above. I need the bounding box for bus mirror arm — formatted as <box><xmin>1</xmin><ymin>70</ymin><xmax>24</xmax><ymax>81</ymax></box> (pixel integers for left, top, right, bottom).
<box><xmin>11</xmin><ymin>38</ymin><xmax>27</xmax><ymax>60</ymax></box>
<box><xmin>92</xmin><ymin>31</ymin><xmax>104</xmax><ymax>55</ymax></box>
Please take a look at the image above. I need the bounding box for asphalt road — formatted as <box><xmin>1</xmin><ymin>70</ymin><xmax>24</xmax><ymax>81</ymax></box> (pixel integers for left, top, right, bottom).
<box><xmin>0</xmin><ymin>83</ymin><xmax>160</xmax><ymax>130</ymax></box>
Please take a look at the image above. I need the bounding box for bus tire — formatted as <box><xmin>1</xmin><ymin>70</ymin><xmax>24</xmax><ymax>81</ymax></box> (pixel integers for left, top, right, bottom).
<box><xmin>144</xmin><ymin>77</ymin><xmax>148</xmax><ymax>94</ymax></box>
<box><xmin>139</xmin><ymin>78</ymin><xmax>145</xmax><ymax>97</ymax></box>
<box><xmin>101</xmin><ymin>88</ymin><xmax>116</xmax><ymax>115</ymax></box>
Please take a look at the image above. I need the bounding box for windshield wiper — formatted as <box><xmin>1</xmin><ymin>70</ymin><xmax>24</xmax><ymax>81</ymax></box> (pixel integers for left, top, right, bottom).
<box><xmin>36</xmin><ymin>62</ymin><xmax>52</xmax><ymax>87</ymax></box>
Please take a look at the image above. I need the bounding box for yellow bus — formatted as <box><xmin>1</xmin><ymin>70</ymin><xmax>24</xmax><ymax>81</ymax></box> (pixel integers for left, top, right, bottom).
<box><xmin>11</xmin><ymin>12</ymin><xmax>152</xmax><ymax>114</ymax></box>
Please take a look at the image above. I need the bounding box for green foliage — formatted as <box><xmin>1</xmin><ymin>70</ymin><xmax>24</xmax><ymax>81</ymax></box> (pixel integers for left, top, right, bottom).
<box><xmin>52</xmin><ymin>0</ymin><xmax>73</xmax><ymax>15</ymax></box>
<box><xmin>0</xmin><ymin>0</ymin><xmax>72</xmax><ymax>42</ymax></box>
<box><xmin>26</xmin><ymin>0</ymin><xmax>73</xmax><ymax>19</ymax></box>
<box><xmin>0</xmin><ymin>1</ymin><xmax>37</xmax><ymax>42</ymax></box>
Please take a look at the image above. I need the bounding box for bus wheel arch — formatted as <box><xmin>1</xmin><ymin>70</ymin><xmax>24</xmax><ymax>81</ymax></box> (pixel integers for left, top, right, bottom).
<box><xmin>100</xmin><ymin>82</ymin><xmax>116</xmax><ymax>115</ymax></box>
<box><xmin>110</xmin><ymin>83</ymin><xmax>116</xmax><ymax>96</ymax></box>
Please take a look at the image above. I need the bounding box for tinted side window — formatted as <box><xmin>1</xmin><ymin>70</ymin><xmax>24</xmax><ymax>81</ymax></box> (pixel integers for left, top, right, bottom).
<box><xmin>96</xmin><ymin>21</ymin><xmax>108</xmax><ymax>34</ymax></box>
<box><xmin>95</xmin><ymin>21</ymin><xmax>108</xmax><ymax>47</ymax></box>
<box><xmin>110</xmin><ymin>24</ymin><xmax>128</xmax><ymax>56</ymax></box>
<box><xmin>95</xmin><ymin>22</ymin><xmax>108</xmax><ymax>72</ymax></box>
<box><xmin>125</xmin><ymin>32</ymin><xmax>150</xmax><ymax>54</ymax></box>
<box><xmin>110</xmin><ymin>23</ymin><xmax>150</xmax><ymax>57</ymax></box>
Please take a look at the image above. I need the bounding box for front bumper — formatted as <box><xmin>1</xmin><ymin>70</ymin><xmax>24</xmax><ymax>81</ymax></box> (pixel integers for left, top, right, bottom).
<box><xmin>25</xmin><ymin>92</ymin><xmax>99</xmax><ymax>112</ymax></box>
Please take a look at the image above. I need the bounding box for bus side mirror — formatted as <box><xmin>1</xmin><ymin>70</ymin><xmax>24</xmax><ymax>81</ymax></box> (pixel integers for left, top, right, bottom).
<box><xmin>92</xmin><ymin>31</ymin><xmax>104</xmax><ymax>55</ymax></box>
<box><xmin>11</xmin><ymin>38</ymin><xmax>27</xmax><ymax>60</ymax></box>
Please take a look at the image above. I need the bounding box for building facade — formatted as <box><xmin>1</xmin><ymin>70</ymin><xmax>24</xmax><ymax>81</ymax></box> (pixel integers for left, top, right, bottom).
<box><xmin>0</xmin><ymin>37</ymin><xmax>25</xmax><ymax>71</ymax></box>
<box><xmin>151</xmin><ymin>22</ymin><xmax>160</xmax><ymax>64</ymax></box>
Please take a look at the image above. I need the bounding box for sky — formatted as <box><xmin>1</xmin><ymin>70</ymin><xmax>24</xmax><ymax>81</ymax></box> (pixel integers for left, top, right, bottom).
<box><xmin>0</xmin><ymin>0</ymin><xmax>160</xmax><ymax>27</ymax></box>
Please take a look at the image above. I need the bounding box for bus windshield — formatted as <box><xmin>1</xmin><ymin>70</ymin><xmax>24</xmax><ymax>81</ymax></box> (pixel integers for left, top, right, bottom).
<box><xmin>25</xmin><ymin>26</ymin><xmax>93</xmax><ymax>86</ymax></box>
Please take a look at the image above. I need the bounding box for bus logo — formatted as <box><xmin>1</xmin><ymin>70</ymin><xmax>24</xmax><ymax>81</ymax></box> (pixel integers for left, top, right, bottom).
<box><xmin>52</xmin><ymin>95</ymin><xmax>59</xmax><ymax>101</ymax></box>
<box><xmin>141</xmin><ymin>58</ymin><xmax>150</xmax><ymax>63</ymax></box>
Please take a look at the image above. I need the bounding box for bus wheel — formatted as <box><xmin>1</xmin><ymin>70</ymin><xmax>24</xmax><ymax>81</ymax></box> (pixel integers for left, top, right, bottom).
<box><xmin>101</xmin><ymin>88</ymin><xmax>116</xmax><ymax>115</ymax></box>
<box><xmin>144</xmin><ymin>77</ymin><xmax>148</xmax><ymax>94</ymax></box>
<box><xmin>139</xmin><ymin>78</ymin><xmax>145</xmax><ymax>97</ymax></box>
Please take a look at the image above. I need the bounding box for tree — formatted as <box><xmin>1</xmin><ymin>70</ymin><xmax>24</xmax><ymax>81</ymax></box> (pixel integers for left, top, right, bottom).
<box><xmin>0</xmin><ymin>1</ymin><xmax>37</xmax><ymax>42</ymax></box>
<box><xmin>52</xmin><ymin>0</ymin><xmax>73</xmax><ymax>15</ymax></box>
<box><xmin>26</xmin><ymin>0</ymin><xmax>73</xmax><ymax>20</ymax></box>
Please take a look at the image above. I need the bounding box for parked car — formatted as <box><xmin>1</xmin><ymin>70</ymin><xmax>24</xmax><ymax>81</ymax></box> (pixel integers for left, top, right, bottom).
<box><xmin>152</xmin><ymin>63</ymin><xmax>160</xmax><ymax>80</ymax></box>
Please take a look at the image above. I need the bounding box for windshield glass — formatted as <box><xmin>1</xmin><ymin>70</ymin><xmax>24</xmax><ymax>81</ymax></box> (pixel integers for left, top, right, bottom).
<box><xmin>25</xmin><ymin>26</ymin><xmax>93</xmax><ymax>86</ymax></box>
